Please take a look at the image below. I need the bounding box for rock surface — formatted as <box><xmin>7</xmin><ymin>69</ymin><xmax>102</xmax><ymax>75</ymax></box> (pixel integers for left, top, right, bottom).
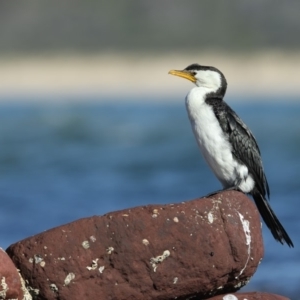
<box><xmin>208</xmin><ymin>292</ymin><xmax>290</xmax><ymax>300</ymax></box>
<box><xmin>0</xmin><ymin>247</ymin><xmax>24</xmax><ymax>299</ymax></box>
<box><xmin>7</xmin><ymin>191</ymin><xmax>264</xmax><ymax>300</ymax></box>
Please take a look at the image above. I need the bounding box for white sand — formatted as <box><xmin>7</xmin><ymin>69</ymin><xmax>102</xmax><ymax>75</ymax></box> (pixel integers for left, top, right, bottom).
<box><xmin>0</xmin><ymin>51</ymin><xmax>300</xmax><ymax>102</ymax></box>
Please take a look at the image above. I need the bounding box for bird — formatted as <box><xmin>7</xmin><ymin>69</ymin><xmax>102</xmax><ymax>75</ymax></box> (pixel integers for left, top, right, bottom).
<box><xmin>168</xmin><ymin>63</ymin><xmax>293</xmax><ymax>247</ymax></box>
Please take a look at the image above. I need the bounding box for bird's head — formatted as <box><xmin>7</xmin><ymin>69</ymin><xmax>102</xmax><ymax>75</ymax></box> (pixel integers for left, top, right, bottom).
<box><xmin>169</xmin><ymin>63</ymin><xmax>227</xmax><ymax>97</ymax></box>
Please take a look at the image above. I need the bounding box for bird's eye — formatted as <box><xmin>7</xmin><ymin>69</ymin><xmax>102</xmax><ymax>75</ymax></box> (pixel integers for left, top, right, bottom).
<box><xmin>192</xmin><ymin>71</ymin><xmax>196</xmax><ymax>76</ymax></box>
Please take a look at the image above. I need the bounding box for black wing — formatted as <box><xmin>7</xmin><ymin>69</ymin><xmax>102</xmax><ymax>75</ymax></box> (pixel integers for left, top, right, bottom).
<box><xmin>206</xmin><ymin>98</ymin><xmax>293</xmax><ymax>246</ymax></box>
<box><xmin>208</xmin><ymin>98</ymin><xmax>270</xmax><ymax>198</ymax></box>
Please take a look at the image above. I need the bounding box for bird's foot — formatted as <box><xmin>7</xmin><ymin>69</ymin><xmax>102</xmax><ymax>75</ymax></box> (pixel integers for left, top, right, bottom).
<box><xmin>204</xmin><ymin>186</ymin><xmax>242</xmax><ymax>198</ymax></box>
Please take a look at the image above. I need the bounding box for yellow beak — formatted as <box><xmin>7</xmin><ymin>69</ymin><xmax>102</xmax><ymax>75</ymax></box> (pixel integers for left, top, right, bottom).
<box><xmin>168</xmin><ymin>69</ymin><xmax>196</xmax><ymax>83</ymax></box>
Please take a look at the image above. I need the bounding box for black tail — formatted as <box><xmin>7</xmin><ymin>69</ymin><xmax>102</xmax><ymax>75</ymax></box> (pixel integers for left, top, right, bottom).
<box><xmin>252</xmin><ymin>190</ymin><xmax>294</xmax><ymax>247</ymax></box>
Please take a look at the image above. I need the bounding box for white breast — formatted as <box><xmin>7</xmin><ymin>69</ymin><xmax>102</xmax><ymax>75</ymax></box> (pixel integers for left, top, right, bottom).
<box><xmin>185</xmin><ymin>87</ymin><xmax>254</xmax><ymax>193</ymax></box>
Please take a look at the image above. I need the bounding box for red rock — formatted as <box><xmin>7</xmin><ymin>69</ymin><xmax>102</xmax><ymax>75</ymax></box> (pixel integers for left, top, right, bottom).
<box><xmin>208</xmin><ymin>291</ymin><xmax>290</xmax><ymax>300</ymax></box>
<box><xmin>0</xmin><ymin>247</ymin><xmax>24</xmax><ymax>299</ymax></box>
<box><xmin>7</xmin><ymin>191</ymin><xmax>264</xmax><ymax>300</ymax></box>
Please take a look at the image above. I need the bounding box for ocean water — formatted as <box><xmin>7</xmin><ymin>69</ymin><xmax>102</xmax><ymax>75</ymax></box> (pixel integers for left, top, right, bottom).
<box><xmin>0</xmin><ymin>97</ymin><xmax>299</xmax><ymax>298</ymax></box>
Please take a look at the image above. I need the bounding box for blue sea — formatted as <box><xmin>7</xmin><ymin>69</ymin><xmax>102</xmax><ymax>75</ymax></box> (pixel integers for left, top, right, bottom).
<box><xmin>0</xmin><ymin>96</ymin><xmax>299</xmax><ymax>298</ymax></box>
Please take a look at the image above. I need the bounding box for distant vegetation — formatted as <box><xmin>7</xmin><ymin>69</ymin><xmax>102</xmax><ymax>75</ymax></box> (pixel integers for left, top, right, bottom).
<box><xmin>1</xmin><ymin>0</ymin><xmax>300</xmax><ymax>54</ymax></box>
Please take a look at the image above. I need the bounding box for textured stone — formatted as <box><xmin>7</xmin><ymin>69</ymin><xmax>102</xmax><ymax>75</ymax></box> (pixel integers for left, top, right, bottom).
<box><xmin>208</xmin><ymin>292</ymin><xmax>290</xmax><ymax>300</ymax></box>
<box><xmin>0</xmin><ymin>247</ymin><xmax>23</xmax><ymax>299</ymax></box>
<box><xmin>7</xmin><ymin>191</ymin><xmax>264</xmax><ymax>300</ymax></box>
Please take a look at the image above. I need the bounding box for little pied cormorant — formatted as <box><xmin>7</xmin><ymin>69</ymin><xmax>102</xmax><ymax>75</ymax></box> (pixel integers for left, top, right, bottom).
<box><xmin>169</xmin><ymin>63</ymin><xmax>293</xmax><ymax>247</ymax></box>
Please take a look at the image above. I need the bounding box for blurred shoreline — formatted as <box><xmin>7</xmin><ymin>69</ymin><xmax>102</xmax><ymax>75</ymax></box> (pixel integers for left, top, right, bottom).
<box><xmin>1</xmin><ymin>51</ymin><xmax>300</xmax><ymax>102</ymax></box>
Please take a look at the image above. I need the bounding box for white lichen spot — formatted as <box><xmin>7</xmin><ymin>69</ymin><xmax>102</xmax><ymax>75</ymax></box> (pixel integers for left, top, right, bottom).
<box><xmin>34</xmin><ymin>254</ymin><xmax>43</xmax><ymax>264</ymax></box>
<box><xmin>40</xmin><ymin>261</ymin><xmax>46</xmax><ymax>268</ymax></box>
<box><xmin>223</xmin><ymin>294</ymin><xmax>238</xmax><ymax>300</ymax></box>
<box><xmin>99</xmin><ymin>266</ymin><xmax>105</xmax><ymax>274</ymax></box>
<box><xmin>86</xmin><ymin>259</ymin><xmax>99</xmax><ymax>271</ymax></box>
<box><xmin>234</xmin><ymin>278</ymin><xmax>250</xmax><ymax>289</ymax></box>
<box><xmin>122</xmin><ymin>214</ymin><xmax>129</xmax><ymax>217</ymax></box>
<box><xmin>217</xmin><ymin>285</ymin><xmax>223</xmax><ymax>290</ymax></box>
<box><xmin>82</xmin><ymin>240</ymin><xmax>90</xmax><ymax>249</ymax></box>
<box><xmin>27</xmin><ymin>286</ymin><xmax>40</xmax><ymax>299</ymax></box>
<box><xmin>173</xmin><ymin>277</ymin><xmax>178</xmax><ymax>284</ymax></box>
<box><xmin>237</xmin><ymin>212</ymin><xmax>251</xmax><ymax>277</ymax></box>
<box><xmin>152</xmin><ymin>213</ymin><xmax>158</xmax><ymax>218</ymax></box>
<box><xmin>142</xmin><ymin>239</ymin><xmax>150</xmax><ymax>246</ymax></box>
<box><xmin>173</xmin><ymin>217</ymin><xmax>179</xmax><ymax>223</ymax></box>
<box><xmin>153</xmin><ymin>209</ymin><xmax>159</xmax><ymax>214</ymax></box>
<box><xmin>239</xmin><ymin>213</ymin><xmax>251</xmax><ymax>246</ymax></box>
<box><xmin>44</xmin><ymin>246</ymin><xmax>47</xmax><ymax>250</ymax></box>
<box><xmin>208</xmin><ymin>212</ymin><xmax>214</xmax><ymax>223</ymax></box>
<box><xmin>64</xmin><ymin>273</ymin><xmax>75</xmax><ymax>286</ymax></box>
<box><xmin>18</xmin><ymin>271</ymin><xmax>32</xmax><ymax>300</ymax></box>
<box><xmin>0</xmin><ymin>277</ymin><xmax>8</xmax><ymax>298</ymax></box>
<box><xmin>89</xmin><ymin>235</ymin><xmax>96</xmax><ymax>242</ymax></box>
<box><xmin>150</xmin><ymin>250</ymin><xmax>170</xmax><ymax>272</ymax></box>
<box><xmin>28</xmin><ymin>258</ymin><xmax>34</xmax><ymax>264</ymax></box>
<box><xmin>50</xmin><ymin>283</ymin><xmax>58</xmax><ymax>293</ymax></box>
<box><xmin>106</xmin><ymin>247</ymin><xmax>114</xmax><ymax>254</ymax></box>
<box><xmin>58</xmin><ymin>257</ymin><xmax>65</xmax><ymax>261</ymax></box>
<box><xmin>27</xmin><ymin>286</ymin><xmax>39</xmax><ymax>296</ymax></box>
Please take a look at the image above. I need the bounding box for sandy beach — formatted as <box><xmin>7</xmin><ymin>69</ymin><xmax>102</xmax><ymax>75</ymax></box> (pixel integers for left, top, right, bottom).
<box><xmin>0</xmin><ymin>51</ymin><xmax>300</xmax><ymax>102</ymax></box>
